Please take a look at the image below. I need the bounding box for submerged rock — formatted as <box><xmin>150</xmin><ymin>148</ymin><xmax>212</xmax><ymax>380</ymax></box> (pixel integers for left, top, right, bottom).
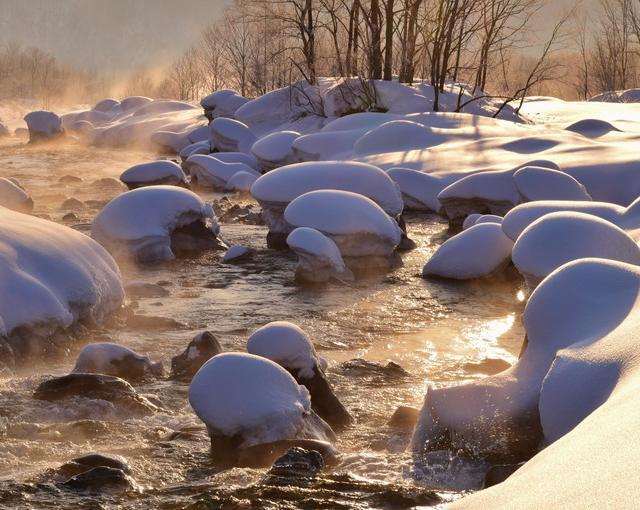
<box><xmin>55</xmin><ymin>453</ymin><xmax>131</xmax><ymax>479</ymax></box>
<box><xmin>62</xmin><ymin>466</ymin><xmax>135</xmax><ymax>493</ymax></box>
<box><xmin>171</xmin><ymin>331</ymin><xmax>223</xmax><ymax>380</ymax></box>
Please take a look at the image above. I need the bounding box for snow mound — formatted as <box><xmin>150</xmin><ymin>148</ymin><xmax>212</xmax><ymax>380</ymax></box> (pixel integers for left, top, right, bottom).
<box><xmin>247</xmin><ymin>321</ymin><xmax>319</xmax><ymax>379</ymax></box>
<box><xmin>422</xmin><ymin>223</ymin><xmax>513</xmax><ymax>280</ymax></box>
<box><xmin>387</xmin><ymin>168</ymin><xmax>449</xmax><ymax>212</ymax></box>
<box><xmin>0</xmin><ymin>207</ymin><xmax>123</xmax><ymax>350</ymax></box>
<box><xmin>287</xmin><ymin>227</ymin><xmax>353</xmax><ymax>282</ymax></box>
<box><xmin>119</xmin><ymin>160</ymin><xmax>187</xmax><ymax>189</ymax></box>
<box><xmin>223</xmin><ymin>244</ymin><xmax>253</xmax><ymax>263</ymax></box>
<box><xmin>0</xmin><ymin>178</ymin><xmax>33</xmax><ymax>212</ymax></box>
<box><xmin>251</xmin><ymin>131</ymin><xmax>301</xmax><ymax>170</ymax></box>
<box><xmin>93</xmin><ymin>98</ymin><xmax>120</xmax><ymax>113</ymax></box>
<box><xmin>187</xmin><ymin>125</ymin><xmax>210</xmax><ymax>143</ymax></box>
<box><xmin>565</xmin><ymin>118</ymin><xmax>621</xmax><ymax>137</ymax></box>
<box><xmin>61</xmin><ymin>110</ymin><xmax>111</xmax><ymax>130</ymax></box>
<box><xmin>131</xmin><ymin>100</ymin><xmax>197</xmax><ymax>117</ymax></box>
<box><xmin>209</xmin><ymin>117</ymin><xmax>257</xmax><ymax>153</ymax></box>
<box><xmin>91</xmin><ymin>186</ymin><xmax>219</xmax><ymax>262</ymax></box>
<box><xmin>73</xmin><ymin>342</ymin><xmax>162</xmax><ymax>380</ymax></box>
<box><xmin>179</xmin><ymin>140</ymin><xmax>210</xmax><ymax>161</ymax></box>
<box><xmin>224</xmin><ymin>170</ymin><xmax>258</xmax><ymax>192</ymax></box>
<box><xmin>185</xmin><ymin>154</ymin><xmax>260</xmax><ymax>189</ymax></box>
<box><xmin>354</xmin><ymin>120</ymin><xmax>446</xmax><ymax>156</ymax></box>
<box><xmin>474</xmin><ymin>214</ymin><xmax>503</xmax><ymax>225</ymax></box>
<box><xmin>24</xmin><ymin>111</ymin><xmax>64</xmax><ymax>142</ymax></box>
<box><xmin>188</xmin><ymin>352</ymin><xmax>312</xmax><ymax>447</ymax></box>
<box><xmin>200</xmin><ymin>89</ymin><xmax>248</xmax><ymax>119</ymax></box>
<box><xmin>150</xmin><ymin>130</ymin><xmax>192</xmax><ymax>153</ymax></box>
<box><xmin>513</xmin><ymin>166</ymin><xmax>592</xmax><ymax>202</ymax></box>
<box><xmin>512</xmin><ymin>212</ymin><xmax>640</xmax><ymax>286</ymax></box>
<box><xmin>119</xmin><ymin>96</ymin><xmax>153</xmax><ymax>111</ymax></box>
<box><xmin>208</xmin><ymin>151</ymin><xmax>259</xmax><ymax>169</ymax></box>
<box><xmin>292</xmin><ymin>129</ymin><xmax>364</xmax><ymax>161</ymax></box>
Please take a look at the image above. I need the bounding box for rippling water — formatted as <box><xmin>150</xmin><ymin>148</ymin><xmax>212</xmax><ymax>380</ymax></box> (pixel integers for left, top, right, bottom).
<box><xmin>0</xmin><ymin>139</ymin><xmax>525</xmax><ymax>508</ymax></box>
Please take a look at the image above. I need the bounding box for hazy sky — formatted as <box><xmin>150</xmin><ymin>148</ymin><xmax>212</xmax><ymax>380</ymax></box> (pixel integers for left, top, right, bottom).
<box><xmin>0</xmin><ymin>0</ymin><xmax>230</xmax><ymax>70</ymax></box>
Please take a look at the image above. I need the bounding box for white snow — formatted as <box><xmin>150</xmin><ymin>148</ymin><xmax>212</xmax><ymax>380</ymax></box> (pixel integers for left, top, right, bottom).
<box><xmin>93</xmin><ymin>98</ymin><xmax>120</xmax><ymax>113</ymax></box>
<box><xmin>387</xmin><ymin>168</ymin><xmax>452</xmax><ymax>213</ymax></box>
<box><xmin>250</xmin><ymin>130</ymin><xmax>301</xmax><ymax>170</ymax></box>
<box><xmin>422</xmin><ymin>223</ymin><xmax>513</xmax><ymax>280</ymax></box>
<box><xmin>91</xmin><ymin>186</ymin><xmax>218</xmax><ymax>261</ymax></box>
<box><xmin>354</xmin><ymin>120</ymin><xmax>447</xmax><ymax>156</ymax></box>
<box><xmin>0</xmin><ymin>207</ymin><xmax>123</xmax><ymax>338</ymax></box>
<box><xmin>209</xmin><ymin>117</ymin><xmax>257</xmax><ymax>153</ymax></box>
<box><xmin>131</xmin><ymin>100</ymin><xmax>197</xmax><ymax>117</ymax></box>
<box><xmin>179</xmin><ymin>140</ymin><xmax>210</xmax><ymax>161</ymax></box>
<box><xmin>185</xmin><ymin>154</ymin><xmax>260</xmax><ymax>189</ymax></box>
<box><xmin>119</xmin><ymin>160</ymin><xmax>187</xmax><ymax>188</ymax></box>
<box><xmin>150</xmin><ymin>130</ymin><xmax>192</xmax><ymax>153</ymax></box>
<box><xmin>188</xmin><ymin>352</ymin><xmax>311</xmax><ymax>447</ymax></box>
<box><xmin>513</xmin><ymin>166</ymin><xmax>591</xmax><ymax>202</ymax></box>
<box><xmin>73</xmin><ymin>342</ymin><xmax>160</xmax><ymax>377</ymax></box>
<box><xmin>208</xmin><ymin>151</ymin><xmax>259</xmax><ymax>169</ymax></box>
<box><xmin>200</xmin><ymin>89</ymin><xmax>248</xmax><ymax>118</ymax></box>
<box><xmin>246</xmin><ymin>321</ymin><xmax>319</xmax><ymax>379</ymax></box>
<box><xmin>223</xmin><ymin>244</ymin><xmax>252</xmax><ymax>262</ymax></box>
<box><xmin>24</xmin><ymin>111</ymin><xmax>63</xmax><ymax>140</ymax></box>
<box><xmin>286</xmin><ymin>227</ymin><xmax>352</xmax><ymax>282</ymax></box>
<box><xmin>0</xmin><ymin>178</ymin><xmax>33</xmax><ymax>212</ymax></box>
<box><xmin>224</xmin><ymin>171</ymin><xmax>258</xmax><ymax>192</ymax></box>
<box><xmin>462</xmin><ymin>213</ymin><xmax>482</xmax><ymax>230</ymax></box>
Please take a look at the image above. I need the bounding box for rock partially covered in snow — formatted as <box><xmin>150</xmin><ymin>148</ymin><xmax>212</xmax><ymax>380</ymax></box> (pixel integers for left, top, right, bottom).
<box><xmin>189</xmin><ymin>352</ymin><xmax>335</xmax><ymax>465</ymax></box>
<box><xmin>423</xmin><ymin>223</ymin><xmax>514</xmax><ymax>280</ymax></box>
<box><xmin>251</xmin><ymin>131</ymin><xmax>301</xmax><ymax>171</ymax></box>
<box><xmin>119</xmin><ymin>160</ymin><xmax>187</xmax><ymax>190</ymax></box>
<box><xmin>247</xmin><ymin>321</ymin><xmax>352</xmax><ymax>428</ymax></box>
<box><xmin>200</xmin><ymin>89</ymin><xmax>248</xmax><ymax>120</ymax></box>
<box><xmin>209</xmin><ymin>117</ymin><xmax>257</xmax><ymax>153</ymax></box>
<box><xmin>512</xmin><ymin>212</ymin><xmax>640</xmax><ymax>286</ymax></box>
<box><xmin>24</xmin><ymin>111</ymin><xmax>64</xmax><ymax>142</ymax></box>
<box><xmin>73</xmin><ymin>342</ymin><xmax>163</xmax><ymax>381</ymax></box>
<box><xmin>185</xmin><ymin>154</ymin><xmax>260</xmax><ymax>190</ymax></box>
<box><xmin>0</xmin><ymin>208</ymin><xmax>123</xmax><ymax>360</ymax></box>
<box><xmin>284</xmin><ymin>190</ymin><xmax>402</xmax><ymax>270</ymax></box>
<box><xmin>91</xmin><ymin>186</ymin><xmax>222</xmax><ymax>262</ymax></box>
<box><xmin>0</xmin><ymin>178</ymin><xmax>33</xmax><ymax>212</ymax></box>
<box><xmin>287</xmin><ymin>227</ymin><xmax>353</xmax><ymax>283</ymax></box>
<box><xmin>171</xmin><ymin>331</ymin><xmax>223</xmax><ymax>380</ymax></box>
<box><xmin>513</xmin><ymin>166</ymin><xmax>591</xmax><ymax>202</ymax></box>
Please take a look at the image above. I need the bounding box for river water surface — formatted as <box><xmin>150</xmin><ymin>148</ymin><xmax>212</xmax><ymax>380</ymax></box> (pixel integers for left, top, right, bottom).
<box><xmin>0</xmin><ymin>139</ymin><xmax>525</xmax><ymax>509</ymax></box>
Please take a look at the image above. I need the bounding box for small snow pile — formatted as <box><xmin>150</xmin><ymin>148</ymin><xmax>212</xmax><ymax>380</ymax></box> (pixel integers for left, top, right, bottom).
<box><xmin>512</xmin><ymin>212</ymin><xmax>640</xmax><ymax>286</ymax></box>
<box><xmin>209</xmin><ymin>151</ymin><xmax>259</xmax><ymax>169</ymax></box>
<box><xmin>119</xmin><ymin>160</ymin><xmax>187</xmax><ymax>189</ymax></box>
<box><xmin>0</xmin><ymin>207</ymin><xmax>123</xmax><ymax>359</ymax></box>
<box><xmin>513</xmin><ymin>166</ymin><xmax>591</xmax><ymax>202</ymax></box>
<box><xmin>423</xmin><ymin>223</ymin><xmax>513</xmax><ymax>280</ymax></box>
<box><xmin>287</xmin><ymin>227</ymin><xmax>353</xmax><ymax>283</ymax></box>
<box><xmin>284</xmin><ymin>190</ymin><xmax>402</xmax><ymax>270</ymax></box>
<box><xmin>0</xmin><ymin>178</ymin><xmax>33</xmax><ymax>212</ymax></box>
<box><xmin>73</xmin><ymin>342</ymin><xmax>162</xmax><ymax>380</ymax></box>
<box><xmin>61</xmin><ymin>110</ymin><xmax>111</xmax><ymax>130</ymax></box>
<box><xmin>449</xmin><ymin>259</ymin><xmax>640</xmax><ymax>508</ymax></box>
<box><xmin>209</xmin><ymin>117</ymin><xmax>257</xmax><ymax>153</ymax></box>
<box><xmin>565</xmin><ymin>118</ymin><xmax>621</xmax><ymax>138</ymax></box>
<box><xmin>91</xmin><ymin>186</ymin><xmax>220</xmax><ymax>262</ymax></box>
<box><xmin>250</xmin><ymin>130</ymin><xmax>301</xmax><ymax>171</ymax></box>
<box><xmin>224</xmin><ymin>170</ymin><xmax>258</xmax><ymax>192</ymax></box>
<box><xmin>387</xmin><ymin>168</ymin><xmax>454</xmax><ymax>213</ymax></box>
<box><xmin>250</xmin><ymin>161</ymin><xmax>403</xmax><ymax>242</ymax></box>
<box><xmin>200</xmin><ymin>89</ymin><xmax>248</xmax><ymax>120</ymax></box>
<box><xmin>24</xmin><ymin>111</ymin><xmax>64</xmax><ymax>142</ymax></box>
<box><xmin>93</xmin><ymin>98</ymin><xmax>120</xmax><ymax>113</ymax></box>
<box><xmin>184</xmin><ymin>154</ymin><xmax>260</xmax><ymax>190</ymax></box>
<box><xmin>189</xmin><ymin>352</ymin><xmax>312</xmax><ymax>447</ymax></box>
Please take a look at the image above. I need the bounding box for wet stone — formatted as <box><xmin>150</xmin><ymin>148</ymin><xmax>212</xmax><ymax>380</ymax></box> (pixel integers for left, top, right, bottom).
<box><xmin>170</xmin><ymin>331</ymin><xmax>223</xmax><ymax>380</ymax></box>
<box><xmin>483</xmin><ymin>462</ymin><xmax>525</xmax><ymax>488</ymax></box>
<box><xmin>388</xmin><ymin>406</ymin><xmax>420</xmax><ymax>430</ymax></box>
<box><xmin>125</xmin><ymin>281</ymin><xmax>170</xmax><ymax>299</ymax></box>
<box><xmin>55</xmin><ymin>453</ymin><xmax>131</xmax><ymax>479</ymax></box>
<box><xmin>266</xmin><ymin>447</ymin><xmax>325</xmax><ymax>479</ymax></box>
<box><xmin>336</xmin><ymin>359</ymin><xmax>410</xmax><ymax>382</ymax></box>
<box><xmin>61</xmin><ymin>466</ymin><xmax>135</xmax><ymax>493</ymax></box>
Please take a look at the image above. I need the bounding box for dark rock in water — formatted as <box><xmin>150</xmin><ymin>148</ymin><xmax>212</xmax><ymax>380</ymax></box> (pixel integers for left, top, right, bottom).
<box><xmin>297</xmin><ymin>366</ymin><xmax>352</xmax><ymax>429</ymax></box>
<box><xmin>397</xmin><ymin>215</ymin><xmax>417</xmax><ymax>251</ymax></box>
<box><xmin>337</xmin><ymin>358</ymin><xmax>410</xmax><ymax>381</ymax></box>
<box><xmin>388</xmin><ymin>406</ymin><xmax>419</xmax><ymax>430</ymax></box>
<box><xmin>170</xmin><ymin>221</ymin><xmax>226</xmax><ymax>254</ymax></box>
<box><xmin>62</xmin><ymin>466</ymin><xmax>135</xmax><ymax>493</ymax></box>
<box><xmin>266</xmin><ymin>447</ymin><xmax>324</xmax><ymax>479</ymax></box>
<box><xmin>62</xmin><ymin>212</ymin><xmax>78</xmax><ymax>222</ymax></box>
<box><xmin>483</xmin><ymin>462</ymin><xmax>525</xmax><ymax>488</ymax></box>
<box><xmin>171</xmin><ymin>331</ymin><xmax>222</xmax><ymax>380</ymax></box>
<box><xmin>56</xmin><ymin>453</ymin><xmax>131</xmax><ymax>479</ymax></box>
<box><xmin>33</xmin><ymin>373</ymin><xmax>160</xmax><ymax>416</ymax></box>
<box><xmin>126</xmin><ymin>313</ymin><xmax>187</xmax><ymax>330</ymax></box>
<box><xmin>464</xmin><ymin>357</ymin><xmax>511</xmax><ymax>375</ymax></box>
<box><xmin>61</xmin><ymin>197</ymin><xmax>84</xmax><ymax>210</ymax></box>
<box><xmin>266</xmin><ymin>231</ymin><xmax>289</xmax><ymax>250</ymax></box>
<box><xmin>125</xmin><ymin>281</ymin><xmax>170</xmax><ymax>299</ymax></box>
<box><xmin>59</xmin><ymin>174</ymin><xmax>82</xmax><ymax>184</ymax></box>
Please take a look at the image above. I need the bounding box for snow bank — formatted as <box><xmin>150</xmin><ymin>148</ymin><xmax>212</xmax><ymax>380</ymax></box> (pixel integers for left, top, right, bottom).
<box><xmin>185</xmin><ymin>154</ymin><xmax>260</xmax><ymax>190</ymax></box>
<box><xmin>24</xmin><ymin>111</ymin><xmax>64</xmax><ymax>142</ymax></box>
<box><xmin>73</xmin><ymin>342</ymin><xmax>162</xmax><ymax>380</ymax></box>
<box><xmin>250</xmin><ymin>130</ymin><xmax>301</xmax><ymax>170</ymax></box>
<box><xmin>189</xmin><ymin>352</ymin><xmax>312</xmax><ymax>447</ymax></box>
<box><xmin>209</xmin><ymin>117</ymin><xmax>257</xmax><ymax>153</ymax></box>
<box><xmin>512</xmin><ymin>212</ymin><xmax>640</xmax><ymax>286</ymax></box>
<box><xmin>119</xmin><ymin>160</ymin><xmax>187</xmax><ymax>189</ymax></box>
<box><xmin>422</xmin><ymin>223</ymin><xmax>513</xmax><ymax>280</ymax></box>
<box><xmin>286</xmin><ymin>227</ymin><xmax>353</xmax><ymax>283</ymax></box>
<box><xmin>91</xmin><ymin>186</ymin><xmax>219</xmax><ymax>262</ymax></box>
<box><xmin>0</xmin><ymin>178</ymin><xmax>33</xmax><ymax>212</ymax></box>
<box><xmin>0</xmin><ymin>207</ymin><xmax>123</xmax><ymax>356</ymax></box>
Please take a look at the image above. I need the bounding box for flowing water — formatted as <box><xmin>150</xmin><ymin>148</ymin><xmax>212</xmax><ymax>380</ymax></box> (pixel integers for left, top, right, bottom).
<box><xmin>0</xmin><ymin>138</ymin><xmax>525</xmax><ymax>509</ymax></box>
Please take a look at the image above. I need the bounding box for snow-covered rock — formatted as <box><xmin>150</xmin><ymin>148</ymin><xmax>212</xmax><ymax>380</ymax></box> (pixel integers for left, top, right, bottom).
<box><xmin>187</xmin><ymin>125</ymin><xmax>210</xmax><ymax>143</ymax></box>
<box><xmin>251</xmin><ymin>131</ymin><xmax>301</xmax><ymax>171</ymax></box>
<box><xmin>513</xmin><ymin>166</ymin><xmax>591</xmax><ymax>202</ymax></box>
<box><xmin>0</xmin><ymin>208</ymin><xmax>123</xmax><ymax>360</ymax></box>
<box><xmin>91</xmin><ymin>186</ymin><xmax>221</xmax><ymax>262</ymax></box>
<box><xmin>474</xmin><ymin>214</ymin><xmax>503</xmax><ymax>226</ymax></box>
<box><xmin>512</xmin><ymin>212</ymin><xmax>640</xmax><ymax>286</ymax></box>
<box><xmin>387</xmin><ymin>168</ymin><xmax>452</xmax><ymax>212</ymax></box>
<box><xmin>0</xmin><ymin>178</ymin><xmax>33</xmax><ymax>212</ymax></box>
<box><xmin>150</xmin><ymin>130</ymin><xmax>192</xmax><ymax>153</ymax></box>
<box><xmin>209</xmin><ymin>117</ymin><xmax>257</xmax><ymax>153</ymax></box>
<box><xmin>284</xmin><ymin>190</ymin><xmax>402</xmax><ymax>269</ymax></box>
<box><xmin>184</xmin><ymin>154</ymin><xmax>260</xmax><ymax>190</ymax></box>
<box><xmin>200</xmin><ymin>89</ymin><xmax>248</xmax><ymax>120</ymax></box>
<box><xmin>224</xmin><ymin>171</ymin><xmax>259</xmax><ymax>192</ymax></box>
<box><xmin>131</xmin><ymin>100</ymin><xmax>197</xmax><ymax>117</ymax></box>
<box><xmin>69</xmin><ymin>120</ymin><xmax>94</xmax><ymax>136</ymax></box>
<box><xmin>189</xmin><ymin>352</ymin><xmax>334</xmax><ymax>450</ymax></box>
<box><xmin>209</xmin><ymin>151</ymin><xmax>259</xmax><ymax>169</ymax></box>
<box><xmin>93</xmin><ymin>98</ymin><xmax>120</xmax><ymax>113</ymax></box>
<box><xmin>354</xmin><ymin>120</ymin><xmax>447</xmax><ymax>156</ymax></box>
<box><xmin>119</xmin><ymin>160</ymin><xmax>187</xmax><ymax>189</ymax></box>
<box><xmin>179</xmin><ymin>140</ymin><xmax>210</xmax><ymax>161</ymax></box>
<box><xmin>119</xmin><ymin>96</ymin><xmax>153</xmax><ymax>112</ymax></box>
<box><xmin>73</xmin><ymin>342</ymin><xmax>163</xmax><ymax>380</ymax></box>
<box><xmin>286</xmin><ymin>227</ymin><xmax>354</xmax><ymax>283</ymax></box>
<box><xmin>462</xmin><ymin>213</ymin><xmax>482</xmax><ymax>229</ymax></box>
<box><xmin>24</xmin><ymin>111</ymin><xmax>64</xmax><ymax>142</ymax></box>
<box><xmin>422</xmin><ymin>223</ymin><xmax>513</xmax><ymax>280</ymax></box>
<box><xmin>61</xmin><ymin>110</ymin><xmax>111</xmax><ymax>130</ymax></box>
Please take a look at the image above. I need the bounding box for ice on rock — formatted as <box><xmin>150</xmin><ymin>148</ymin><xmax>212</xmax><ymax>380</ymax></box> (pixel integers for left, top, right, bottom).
<box><xmin>189</xmin><ymin>352</ymin><xmax>332</xmax><ymax>448</ymax></box>
<box><xmin>224</xmin><ymin>171</ymin><xmax>258</xmax><ymax>192</ymax></box>
<box><xmin>119</xmin><ymin>160</ymin><xmax>187</xmax><ymax>189</ymax></box>
<box><xmin>24</xmin><ymin>110</ymin><xmax>64</xmax><ymax>142</ymax></box>
<box><xmin>284</xmin><ymin>190</ymin><xmax>402</xmax><ymax>269</ymax></box>
<box><xmin>91</xmin><ymin>186</ymin><xmax>221</xmax><ymax>262</ymax></box>
<box><xmin>286</xmin><ymin>227</ymin><xmax>354</xmax><ymax>283</ymax></box>
<box><xmin>200</xmin><ymin>89</ymin><xmax>248</xmax><ymax>120</ymax></box>
<box><xmin>185</xmin><ymin>154</ymin><xmax>260</xmax><ymax>190</ymax></box>
<box><xmin>93</xmin><ymin>98</ymin><xmax>120</xmax><ymax>113</ymax></box>
<box><xmin>354</xmin><ymin>120</ymin><xmax>447</xmax><ymax>156</ymax></box>
<box><xmin>251</xmin><ymin>131</ymin><xmax>301</xmax><ymax>171</ymax></box>
<box><xmin>250</xmin><ymin>161</ymin><xmax>403</xmax><ymax>242</ymax></box>
<box><xmin>422</xmin><ymin>223</ymin><xmax>513</xmax><ymax>280</ymax></box>
<box><xmin>512</xmin><ymin>212</ymin><xmax>640</xmax><ymax>286</ymax></box>
<box><xmin>209</xmin><ymin>117</ymin><xmax>257</xmax><ymax>153</ymax></box>
<box><xmin>73</xmin><ymin>342</ymin><xmax>163</xmax><ymax>381</ymax></box>
<box><xmin>513</xmin><ymin>166</ymin><xmax>591</xmax><ymax>202</ymax></box>
<box><xmin>0</xmin><ymin>177</ymin><xmax>33</xmax><ymax>212</ymax></box>
<box><xmin>0</xmin><ymin>207</ymin><xmax>123</xmax><ymax>358</ymax></box>
<box><xmin>387</xmin><ymin>168</ymin><xmax>454</xmax><ymax>212</ymax></box>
